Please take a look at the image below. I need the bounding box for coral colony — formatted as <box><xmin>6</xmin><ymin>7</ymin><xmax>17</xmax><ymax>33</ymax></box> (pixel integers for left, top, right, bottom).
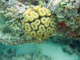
<box><xmin>22</xmin><ymin>6</ymin><xmax>56</xmax><ymax>39</ymax></box>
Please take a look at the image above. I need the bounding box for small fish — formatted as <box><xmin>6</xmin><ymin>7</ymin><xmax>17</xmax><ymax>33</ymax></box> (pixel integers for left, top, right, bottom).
<box><xmin>58</xmin><ymin>21</ymin><xmax>67</xmax><ymax>27</ymax></box>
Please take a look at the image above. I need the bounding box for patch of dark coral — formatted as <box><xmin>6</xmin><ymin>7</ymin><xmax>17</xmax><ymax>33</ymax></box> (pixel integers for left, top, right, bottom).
<box><xmin>0</xmin><ymin>51</ymin><xmax>4</xmax><ymax>58</ymax></box>
<box><xmin>2</xmin><ymin>26</ymin><xmax>12</xmax><ymax>34</ymax></box>
<box><xmin>7</xmin><ymin>48</ymin><xmax>12</xmax><ymax>54</ymax></box>
<box><xmin>19</xmin><ymin>0</ymin><xmax>39</xmax><ymax>5</ymax></box>
<box><xmin>78</xmin><ymin>7</ymin><xmax>80</xmax><ymax>14</ymax></box>
<box><xmin>31</xmin><ymin>1</ymin><xmax>39</xmax><ymax>5</ymax></box>
<box><xmin>49</xmin><ymin>35</ymin><xmax>80</xmax><ymax>47</ymax></box>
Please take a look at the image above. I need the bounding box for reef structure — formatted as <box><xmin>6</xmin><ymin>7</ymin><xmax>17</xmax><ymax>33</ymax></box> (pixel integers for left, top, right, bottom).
<box><xmin>0</xmin><ymin>0</ymin><xmax>80</xmax><ymax>45</ymax></box>
<box><xmin>47</xmin><ymin>0</ymin><xmax>80</xmax><ymax>41</ymax></box>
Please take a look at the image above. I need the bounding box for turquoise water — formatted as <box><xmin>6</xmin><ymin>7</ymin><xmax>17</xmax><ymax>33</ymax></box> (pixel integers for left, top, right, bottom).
<box><xmin>0</xmin><ymin>39</ymin><xmax>80</xmax><ymax>60</ymax></box>
<box><xmin>0</xmin><ymin>33</ymin><xmax>80</xmax><ymax>60</ymax></box>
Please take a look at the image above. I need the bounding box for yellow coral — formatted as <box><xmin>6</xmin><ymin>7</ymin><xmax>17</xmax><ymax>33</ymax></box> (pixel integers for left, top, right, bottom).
<box><xmin>23</xmin><ymin>8</ymin><xmax>32</xmax><ymax>16</ymax></box>
<box><xmin>30</xmin><ymin>11</ymin><xmax>39</xmax><ymax>19</ymax></box>
<box><xmin>35</xmin><ymin>19</ymin><xmax>40</xmax><ymax>25</ymax></box>
<box><xmin>37</xmin><ymin>30</ymin><xmax>43</xmax><ymax>36</ymax></box>
<box><xmin>25</xmin><ymin>23</ymin><xmax>31</xmax><ymax>32</ymax></box>
<box><xmin>45</xmin><ymin>9</ymin><xmax>51</xmax><ymax>16</ymax></box>
<box><xmin>50</xmin><ymin>28</ymin><xmax>56</xmax><ymax>35</ymax></box>
<box><xmin>44</xmin><ymin>17</ymin><xmax>50</xmax><ymax>27</ymax></box>
<box><xmin>43</xmin><ymin>31</ymin><xmax>50</xmax><ymax>39</ymax></box>
<box><xmin>44</xmin><ymin>23</ymin><xmax>49</xmax><ymax>27</ymax></box>
<box><xmin>36</xmin><ymin>35</ymin><xmax>42</xmax><ymax>39</ymax></box>
<box><xmin>25</xmin><ymin>31</ymin><xmax>31</xmax><ymax>35</ymax></box>
<box><xmin>47</xmin><ymin>17</ymin><xmax>50</xmax><ymax>23</ymax></box>
<box><xmin>23</xmin><ymin>15</ymin><xmax>30</xmax><ymax>22</ymax></box>
<box><xmin>39</xmin><ymin>25</ymin><xmax>45</xmax><ymax>32</ymax></box>
<box><xmin>25</xmin><ymin>23</ymin><xmax>30</xmax><ymax>29</ymax></box>
<box><xmin>31</xmin><ymin>22</ymin><xmax>38</xmax><ymax>30</ymax></box>
<box><xmin>43</xmin><ymin>7</ymin><xmax>51</xmax><ymax>16</ymax></box>
<box><xmin>50</xmin><ymin>21</ymin><xmax>56</xmax><ymax>27</ymax></box>
<box><xmin>30</xmin><ymin>31</ymin><xmax>36</xmax><ymax>37</ymax></box>
<box><xmin>28</xmin><ymin>16</ymin><xmax>34</xmax><ymax>22</ymax></box>
<box><xmin>38</xmin><ymin>8</ymin><xmax>46</xmax><ymax>17</ymax></box>
<box><xmin>46</xmin><ymin>27</ymin><xmax>52</xmax><ymax>34</ymax></box>
<box><xmin>33</xmin><ymin>6</ymin><xmax>41</xmax><ymax>12</ymax></box>
<box><xmin>22</xmin><ymin>6</ymin><xmax>56</xmax><ymax>40</ymax></box>
<box><xmin>52</xmin><ymin>28</ymin><xmax>56</xmax><ymax>32</ymax></box>
<box><xmin>50</xmin><ymin>15</ymin><xmax>56</xmax><ymax>21</ymax></box>
<box><xmin>41</xmin><ymin>17</ymin><xmax>47</xmax><ymax>24</ymax></box>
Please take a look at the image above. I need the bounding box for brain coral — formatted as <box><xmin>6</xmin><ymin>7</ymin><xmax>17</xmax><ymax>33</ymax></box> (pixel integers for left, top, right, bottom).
<box><xmin>22</xmin><ymin>6</ymin><xmax>56</xmax><ymax>39</ymax></box>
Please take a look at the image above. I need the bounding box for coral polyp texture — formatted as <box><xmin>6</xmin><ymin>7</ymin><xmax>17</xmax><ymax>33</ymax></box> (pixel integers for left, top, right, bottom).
<box><xmin>22</xmin><ymin>6</ymin><xmax>56</xmax><ymax>39</ymax></box>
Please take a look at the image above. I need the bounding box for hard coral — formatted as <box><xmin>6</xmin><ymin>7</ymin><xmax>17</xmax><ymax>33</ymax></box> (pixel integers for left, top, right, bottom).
<box><xmin>22</xmin><ymin>6</ymin><xmax>56</xmax><ymax>39</ymax></box>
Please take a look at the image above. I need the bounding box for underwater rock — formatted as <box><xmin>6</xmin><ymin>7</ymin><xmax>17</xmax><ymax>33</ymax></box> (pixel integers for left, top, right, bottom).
<box><xmin>47</xmin><ymin>0</ymin><xmax>80</xmax><ymax>41</ymax></box>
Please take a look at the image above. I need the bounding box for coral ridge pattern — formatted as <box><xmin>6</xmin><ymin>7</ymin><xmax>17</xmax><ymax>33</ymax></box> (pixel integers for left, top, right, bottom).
<box><xmin>22</xmin><ymin>6</ymin><xmax>56</xmax><ymax>39</ymax></box>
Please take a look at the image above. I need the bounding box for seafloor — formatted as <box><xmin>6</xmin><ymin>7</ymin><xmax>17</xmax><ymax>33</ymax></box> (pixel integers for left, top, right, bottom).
<box><xmin>0</xmin><ymin>39</ymin><xmax>80</xmax><ymax>60</ymax></box>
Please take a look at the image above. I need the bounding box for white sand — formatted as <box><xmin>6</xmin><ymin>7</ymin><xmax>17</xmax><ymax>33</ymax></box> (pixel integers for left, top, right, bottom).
<box><xmin>38</xmin><ymin>41</ymin><xmax>78</xmax><ymax>60</ymax></box>
<box><xmin>16</xmin><ymin>41</ymin><xmax>78</xmax><ymax>60</ymax></box>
